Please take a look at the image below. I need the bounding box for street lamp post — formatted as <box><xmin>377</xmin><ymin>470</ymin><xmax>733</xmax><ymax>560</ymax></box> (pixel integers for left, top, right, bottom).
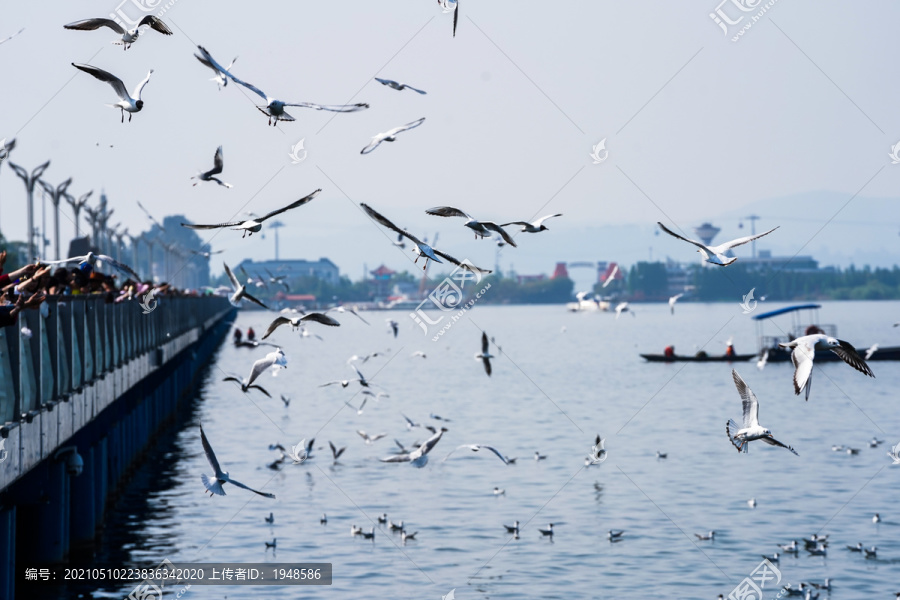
<box><xmin>64</xmin><ymin>190</ymin><xmax>92</xmax><ymax>239</ymax></box>
<box><xmin>0</xmin><ymin>138</ymin><xmax>17</xmax><ymax>232</ymax></box>
<box><xmin>8</xmin><ymin>159</ymin><xmax>50</xmax><ymax>260</ymax></box>
<box><xmin>83</xmin><ymin>206</ymin><xmax>101</xmax><ymax>250</ymax></box>
<box><xmin>141</xmin><ymin>234</ymin><xmax>155</xmax><ymax>282</ymax></box>
<box><xmin>38</xmin><ymin>177</ymin><xmax>73</xmax><ymax>261</ymax></box>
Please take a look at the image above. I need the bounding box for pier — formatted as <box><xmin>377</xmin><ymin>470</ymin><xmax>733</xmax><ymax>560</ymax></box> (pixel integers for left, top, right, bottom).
<box><xmin>0</xmin><ymin>296</ymin><xmax>234</xmax><ymax>598</ymax></box>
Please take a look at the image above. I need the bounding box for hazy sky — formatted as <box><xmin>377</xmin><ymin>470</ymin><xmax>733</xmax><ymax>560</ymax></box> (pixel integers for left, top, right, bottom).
<box><xmin>1</xmin><ymin>0</ymin><xmax>898</xmax><ymax>291</ymax></box>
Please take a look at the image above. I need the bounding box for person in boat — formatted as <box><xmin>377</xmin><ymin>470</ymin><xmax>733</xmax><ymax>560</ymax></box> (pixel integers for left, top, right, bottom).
<box><xmin>695</xmin><ymin>349</ymin><xmax>708</xmax><ymax>359</ymax></box>
<box><xmin>805</xmin><ymin>325</ymin><xmax>824</xmax><ymax>335</ymax></box>
<box><xmin>247</xmin><ymin>327</ymin><xmax>256</xmax><ymax>341</ymax></box>
<box><xmin>725</xmin><ymin>343</ymin><xmax>735</xmax><ymax>358</ymax></box>
<box><xmin>664</xmin><ymin>345</ymin><xmax>675</xmax><ymax>359</ymax></box>
<box><xmin>233</xmin><ymin>327</ymin><xmax>243</xmax><ymax>344</ymax></box>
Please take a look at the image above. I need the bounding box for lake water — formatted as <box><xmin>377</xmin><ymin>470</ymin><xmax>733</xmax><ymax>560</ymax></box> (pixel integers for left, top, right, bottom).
<box><xmin>82</xmin><ymin>301</ymin><xmax>899</xmax><ymax>599</ymax></box>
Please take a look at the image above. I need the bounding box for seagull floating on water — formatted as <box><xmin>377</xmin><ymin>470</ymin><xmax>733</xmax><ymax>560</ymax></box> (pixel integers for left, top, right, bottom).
<box><xmin>694</xmin><ymin>531</ymin><xmax>715</xmax><ymax>541</ymax></box>
<box><xmin>64</xmin><ymin>16</ymin><xmax>171</xmax><ymax>50</ymax></box>
<box><xmin>657</xmin><ymin>221</ymin><xmax>779</xmax><ymax>266</ymax></box>
<box><xmin>196</xmin><ymin>45</ymin><xmax>369</xmax><ymax>125</ymax></box>
<box><xmin>72</xmin><ymin>63</ymin><xmax>152</xmax><ymax>123</ymax></box>
<box><xmin>504</xmin><ymin>521</ymin><xmax>519</xmax><ymax>534</ymax></box>
<box><xmin>493</xmin><ymin>487</ymin><xmax>505</xmax><ymax>495</ymax></box>
<box><xmin>374</xmin><ymin>77</ymin><xmax>426</xmax><ymax>94</ymax></box>
<box><xmin>534</xmin><ymin>451</ymin><xmax>547</xmax><ymax>461</ymax></box>
<box><xmin>182</xmin><ymin>188</ymin><xmax>319</xmax><ymax>238</ymax></box>
<box><xmin>200</xmin><ymin>424</ymin><xmax>275</xmax><ymax>498</ymax></box>
<box><xmin>426</xmin><ymin>206</ymin><xmax>517</xmax><ymax>246</ymax></box>
<box><xmin>778</xmin><ymin>334</ymin><xmax>874</xmax><ymax>401</ymax></box>
<box><xmin>192</xmin><ymin>146</ymin><xmax>232</xmax><ymax>188</ymax></box>
<box><xmin>726</xmin><ymin>369</ymin><xmax>798</xmax><ymax>456</ymax></box>
<box><xmin>361</xmin><ymin>203</ymin><xmax>491</xmax><ymax>273</ymax></box>
<box><xmin>538</xmin><ymin>523</ymin><xmax>554</xmax><ymax>536</ymax></box>
<box><xmin>608</xmin><ymin>530</ymin><xmax>625</xmax><ymax>541</ymax></box>
<box><xmin>361</xmin><ymin>118</ymin><xmax>426</xmax><ymax>154</ymax></box>
<box><xmin>265</xmin><ymin>512</ymin><xmax>274</xmax><ymax>524</ymax></box>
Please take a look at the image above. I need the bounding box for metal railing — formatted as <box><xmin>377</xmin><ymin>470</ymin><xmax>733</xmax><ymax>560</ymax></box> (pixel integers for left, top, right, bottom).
<box><xmin>0</xmin><ymin>295</ymin><xmax>231</xmax><ymax>424</ymax></box>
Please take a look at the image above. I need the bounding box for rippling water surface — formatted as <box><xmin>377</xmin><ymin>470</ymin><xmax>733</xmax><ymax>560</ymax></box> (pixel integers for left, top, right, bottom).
<box><xmin>83</xmin><ymin>301</ymin><xmax>899</xmax><ymax>599</ymax></box>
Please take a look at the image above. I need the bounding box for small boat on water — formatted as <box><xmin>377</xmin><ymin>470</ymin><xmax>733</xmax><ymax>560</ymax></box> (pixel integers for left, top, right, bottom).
<box><xmin>640</xmin><ymin>353</ymin><xmax>754</xmax><ymax>363</ymax></box>
<box><xmin>753</xmin><ymin>304</ymin><xmax>900</xmax><ymax>362</ymax></box>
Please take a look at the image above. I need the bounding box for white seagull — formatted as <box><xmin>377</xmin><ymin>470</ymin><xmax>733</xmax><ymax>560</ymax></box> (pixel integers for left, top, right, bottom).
<box><xmin>200</xmin><ymin>425</ymin><xmax>275</xmax><ymax>498</ymax></box>
<box><xmin>374</xmin><ymin>77</ymin><xmax>426</xmax><ymax>94</ymax></box>
<box><xmin>669</xmin><ymin>293</ymin><xmax>684</xmax><ymax>315</ymax></box>
<box><xmin>195</xmin><ymin>45</ymin><xmax>369</xmax><ymax>125</ymax></box>
<box><xmin>326</xmin><ymin>305</ymin><xmax>370</xmax><ymax>325</ymax></box>
<box><xmin>657</xmin><ymin>221</ymin><xmax>779</xmax><ymax>266</ymax></box>
<box><xmin>501</xmin><ymin>213</ymin><xmax>563</xmax><ymax>234</ymax></box>
<box><xmin>41</xmin><ymin>251</ymin><xmax>140</xmax><ymax>280</ymax></box>
<box><xmin>757</xmin><ymin>349</ymin><xmax>769</xmax><ymax>371</ymax></box>
<box><xmin>615</xmin><ymin>302</ymin><xmax>634</xmax><ymax>319</ymax></box>
<box><xmin>442</xmin><ymin>444</ymin><xmax>510</xmax><ymax>465</ymax></box>
<box><xmin>224</xmin><ymin>348</ymin><xmax>287</xmax><ymax>393</ymax></box>
<box><xmin>865</xmin><ymin>343</ymin><xmax>879</xmax><ymax>360</ymax></box>
<box><xmin>726</xmin><ymin>369</ymin><xmax>798</xmax><ymax>456</ymax></box>
<box><xmin>437</xmin><ymin>0</ymin><xmax>459</xmax><ymax>37</ymax></box>
<box><xmin>192</xmin><ymin>146</ymin><xmax>232</xmax><ymax>188</ymax></box>
<box><xmin>261</xmin><ymin>312</ymin><xmax>340</xmax><ymax>340</ymax></box>
<box><xmin>778</xmin><ymin>334</ymin><xmax>874</xmax><ymax>400</ymax></box>
<box><xmin>380</xmin><ymin>427</ymin><xmax>448</xmax><ymax>466</ymax></box>
<box><xmin>361</xmin><ymin>118</ymin><xmax>426</xmax><ymax>154</ymax></box>
<box><xmin>71</xmin><ymin>63</ymin><xmax>153</xmax><ymax>123</ymax></box>
<box><xmin>361</xmin><ymin>203</ymin><xmax>492</xmax><ymax>273</ymax></box>
<box><xmin>195</xmin><ymin>50</ymin><xmax>237</xmax><ymax>90</ymax></box>
<box><xmin>427</xmin><ymin>206</ymin><xmax>517</xmax><ymax>246</ymax></box>
<box><xmin>64</xmin><ymin>16</ymin><xmax>172</xmax><ymax>50</ymax></box>
<box><xmin>475</xmin><ymin>332</ymin><xmax>493</xmax><ymax>376</ymax></box>
<box><xmin>357</xmin><ymin>430</ymin><xmax>387</xmax><ymax>445</ymax></box>
<box><xmin>183</xmin><ymin>189</ymin><xmax>319</xmax><ymax>238</ymax></box>
<box><xmin>222</xmin><ymin>262</ymin><xmax>269</xmax><ymax>309</ymax></box>
<box><xmin>602</xmin><ymin>264</ymin><xmax>619</xmax><ymax>289</ymax></box>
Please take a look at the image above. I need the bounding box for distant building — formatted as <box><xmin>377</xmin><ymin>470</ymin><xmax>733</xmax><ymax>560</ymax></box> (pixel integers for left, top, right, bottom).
<box><xmin>236</xmin><ymin>257</ymin><xmax>340</xmax><ymax>285</ymax></box>
<box><xmin>369</xmin><ymin>264</ymin><xmax>396</xmax><ymax>297</ymax></box>
<box><xmin>741</xmin><ymin>250</ymin><xmax>819</xmax><ymax>272</ymax></box>
<box><xmin>552</xmin><ymin>263</ymin><xmax>569</xmax><ymax>279</ymax></box>
<box><xmin>665</xmin><ymin>259</ymin><xmax>693</xmax><ymax>297</ymax></box>
<box><xmin>517</xmin><ymin>274</ymin><xmax>546</xmax><ymax>284</ymax></box>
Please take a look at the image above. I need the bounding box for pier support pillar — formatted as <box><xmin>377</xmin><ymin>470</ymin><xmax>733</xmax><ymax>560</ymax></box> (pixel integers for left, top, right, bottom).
<box><xmin>70</xmin><ymin>445</ymin><xmax>95</xmax><ymax>548</ymax></box>
<box><xmin>0</xmin><ymin>506</ymin><xmax>15</xmax><ymax>600</ymax></box>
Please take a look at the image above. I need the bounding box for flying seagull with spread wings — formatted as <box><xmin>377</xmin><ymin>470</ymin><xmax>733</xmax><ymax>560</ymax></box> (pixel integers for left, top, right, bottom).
<box><xmin>200</xmin><ymin>424</ymin><xmax>275</xmax><ymax>498</ymax></box>
<box><xmin>195</xmin><ymin>45</ymin><xmax>369</xmax><ymax>125</ymax></box>
<box><xmin>374</xmin><ymin>77</ymin><xmax>427</xmax><ymax>94</ymax></box>
<box><xmin>501</xmin><ymin>213</ymin><xmax>562</xmax><ymax>234</ymax></box>
<box><xmin>361</xmin><ymin>118</ymin><xmax>426</xmax><ymax>154</ymax></box>
<box><xmin>192</xmin><ymin>146</ymin><xmax>232</xmax><ymax>188</ymax></box>
<box><xmin>726</xmin><ymin>370</ymin><xmax>798</xmax><ymax>456</ymax></box>
<box><xmin>261</xmin><ymin>313</ymin><xmax>340</xmax><ymax>340</ymax></box>
<box><xmin>426</xmin><ymin>206</ymin><xmax>517</xmax><ymax>247</ymax></box>
<box><xmin>223</xmin><ymin>348</ymin><xmax>286</xmax><ymax>393</ymax></box>
<box><xmin>380</xmin><ymin>427</ymin><xmax>448</xmax><ymax>467</ymax></box>
<box><xmin>182</xmin><ymin>188</ymin><xmax>319</xmax><ymax>238</ymax></box>
<box><xmin>442</xmin><ymin>444</ymin><xmax>510</xmax><ymax>465</ymax></box>
<box><xmin>437</xmin><ymin>0</ymin><xmax>459</xmax><ymax>37</ymax></box>
<box><xmin>361</xmin><ymin>203</ymin><xmax>491</xmax><ymax>273</ymax></box>
<box><xmin>778</xmin><ymin>334</ymin><xmax>874</xmax><ymax>401</ymax></box>
<box><xmin>72</xmin><ymin>63</ymin><xmax>153</xmax><ymax>123</ymax></box>
<box><xmin>64</xmin><ymin>15</ymin><xmax>172</xmax><ymax>50</ymax></box>
<box><xmin>42</xmin><ymin>251</ymin><xmax>140</xmax><ymax>280</ymax></box>
<box><xmin>195</xmin><ymin>50</ymin><xmax>237</xmax><ymax>90</ymax></box>
<box><xmin>475</xmin><ymin>332</ymin><xmax>493</xmax><ymax>376</ymax></box>
<box><xmin>222</xmin><ymin>262</ymin><xmax>269</xmax><ymax>309</ymax></box>
<box><xmin>657</xmin><ymin>221</ymin><xmax>779</xmax><ymax>266</ymax></box>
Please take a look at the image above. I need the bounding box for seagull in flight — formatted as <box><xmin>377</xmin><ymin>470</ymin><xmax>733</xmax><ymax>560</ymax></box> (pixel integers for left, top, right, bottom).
<box><xmin>778</xmin><ymin>334</ymin><xmax>874</xmax><ymax>400</ymax></box>
<box><xmin>71</xmin><ymin>63</ymin><xmax>153</xmax><ymax>123</ymax></box>
<box><xmin>326</xmin><ymin>305</ymin><xmax>370</xmax><ymax>325</ymax></box>
<box><xmin>380</xmin><ymin>427</ymin><xmax>448</xmax><ymax>466</ymax></box>
<box><xmin>475</xmin><ymin>332</ymin><xmax>493</xmax><ymax>376</ymax></box>
<box><xmin>657</xmin><ymin>221</ymin><xmax>779</xmax><ymax>266</ymax></box>
<box><xmin>602</xmin><ymin>264</ymin><xmax>619</xmax><ymax>289</ymax></box>
<box><xmin>195</xmin><ymin>50</ymin><xmax>237</xmax><ymax>90</ymax></box>
<box><xmin>287</xmin><ymin>439</ymin><xmax>314</xmax><ymax>464</ymax></box>
<box><xmin>756</xmin><ymin>349</ymin><xmax>769</xmax><ymax>371</ymax></box>
<box><xmin>669</xmin><ymin>293</ymin><xmax>684</xmax><ymax>315</ymax></box>
<box><xmin>192</xmin><ymin>146</ymin><xmax>232</xmax><ymax>188</ymax></box>
<box><xmin>357</xmin><ymin>430</ymin><xmax>387</xmax><ymax>445</ymax></box>
<box><xmin>443</xmin><ymin>444</ymin><xmax>510</xmax><ymax>464</ymax></box>
<box><xmin>196</xmin><ymin>45</ymin><xmax>369</xmax><ymax>125</ymax></box>
<box><xmin>199</xmin><ymin>425</ymin><xmax>275</xmax><ymax>498</ymax></box>
<box><xmin>190</xmin><ymin>248</ymin><xmax>225</xmax><ymax>259</ymax></box>
<box><xmin>361</xmin><ymin>203</ymin><xmax>492</xmax><ymax>273</ymax></box>
<box><xmin>361</xmin><ymin>118</ymin><xmax>426</xmax><ymax>154</ymax></box>
<box><xmin>182</xmin><ymin>188</ymin><xmax>319</xmax><ymax>238</ymax></box>
<box><xmin>501</xmin><ymin>213</ymin><xmax>562</xmax><ymax>234</ymax></box>
<box><xmin>261</xmin><ymin>312</ymin><xmax>340</xmax><ymax>340</ymax></box>
<box><xmin>320</xmin><ymin>364</ymin><xmax>379</xmax><ymax>389</ymax></box>
<box><xmin>437</xmin><ymin>0</ymin><xmax>459</xmax><ymax>37</ymax></box>
<box><xmin>374</xmin><ymin>77</ymin><xmax>426</xmax><ymax>94</ymax></box>
<box><xmin>0</xmin><ymin>28</ymin><xmax>24</xmax><ymax>46</ymax></box>
<box><xmin>41</xmin><ymin>251</ymin><xmax>140</xmax><ymax>280</ymax></box>
<box><xmin>224</xmin><ymin>348</ymin><xmax>286</xmax><ymax>394</ymax></box>
<box><xmin>329</xmin><ymin>441</ymin><xmax>346</xmax><ymax>462</ymax></box>
<box><xmin>64</xmin><ymin>15</ymin><xmax>172</xmax><ymax>50</ymax></box>
<box><xmin>427</xmin><ymin>206</ymin><xmax>517</xmax><ymax>246</ymax></box>
<box><xmin>222</xmin><ymin>263</ymin><xmax>269</xmax><ymax>309</ymax></box>
<box><xmin>726</xmin><ymin>369</ymin><xmax>798</xmax><ymax>456</ymax></box>
<box><xmin>615</xmin><ymin>302</ymin><xmax>634</xmax><ymax>319</ymax></box>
